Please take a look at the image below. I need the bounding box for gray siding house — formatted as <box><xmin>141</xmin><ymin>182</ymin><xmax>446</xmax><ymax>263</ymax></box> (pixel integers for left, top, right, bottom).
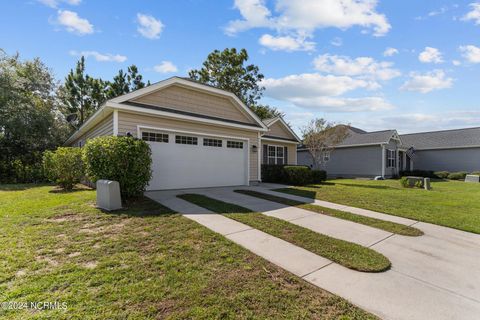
<box><xmin>298</xmin><ymin>127</ymin><xmax>411</xmax><ymax>178</ymax></box>
<box><xmin>400</xmin><ymin>127</ymin><xmax>480</xmax><ymax>172</ymax></box>
<box><xmin>298</xmin><ymin>126</ymin><xmax>480</xmax><ymax>178</ymax></box>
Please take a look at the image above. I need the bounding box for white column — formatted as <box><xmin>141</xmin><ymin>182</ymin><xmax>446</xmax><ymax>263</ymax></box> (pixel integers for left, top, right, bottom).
<box><xmin>381</xmin><ymin>144</ymin><xmax>386</xmax><ymax>178</ymax></box>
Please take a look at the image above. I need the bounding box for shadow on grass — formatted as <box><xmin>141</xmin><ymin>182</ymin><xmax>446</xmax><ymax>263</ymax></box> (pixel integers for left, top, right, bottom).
<box><xmin>275</xmin><ymin>188</ymin><xmax>317</xmax><ymax>199</ymax></box>
<box><xmin>105</xmin><ymin>196</ymin><xmax>177</xmax><ymax>217</ymax></box>
<box><xmin>0</xmin><ymin>183</ymin><xmax>53</xmax><ymax>191</ymax></box>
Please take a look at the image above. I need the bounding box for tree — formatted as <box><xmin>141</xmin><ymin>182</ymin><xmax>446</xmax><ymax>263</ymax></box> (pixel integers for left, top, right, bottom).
<box><xmin>57</xmin><ymin>56</ymin><xmax>108</xmax><ymax>128</ymax></box>
<box><xmin>189</xmin><ymin>48</ymin><xmax>264</xmax><ymax>108</ymax></box>
<box><xmin>250</xmin><ymin>104</ymin><xmax>284</xmax><ymax>120</ymax></box>
<box><xmin>0</xmin><ymin>50</ymin><xmax>69</xmax><ymax>183</ymax></box>
<box><xmin>106</xmin><ymin>65</ymin><xmax>148</xmax><ymax>99</ymax></box>
<box><xmin>301</xmin><ymin>119</ymin><xmax>350</xmax><ymax>169</ymax></box>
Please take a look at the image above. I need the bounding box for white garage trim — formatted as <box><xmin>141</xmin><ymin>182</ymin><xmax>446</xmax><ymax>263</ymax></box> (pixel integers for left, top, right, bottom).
<box><xmin>137</xmin><ymin>125</ymin><xmax>250</xmax><ymax>186</ymax></box>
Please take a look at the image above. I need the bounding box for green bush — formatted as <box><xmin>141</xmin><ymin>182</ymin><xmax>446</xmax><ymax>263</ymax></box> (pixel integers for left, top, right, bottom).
<box><xmin>434</xmin><ymin>171</ymin><xmax>449</xmax><ymax>179</ymax></box>
<box><xmin>311</xmin><ymin>170</ymin><xmax>327</xmax><ymax>183</ymax></box>
<box><xmin>399</xmin><ymin>170</ymin><xmax>437</xmax><ymax>178</ymax></box>
<box><xmin>261</xmin><ymin>164</ymin><xmax>288</xmax><ymax>183</ymax></box>
<box><xmin>400</xmin><ymin>176</ymin><xmax>409</xmax><ymax>188</ymax></box>
<box><xmin>470</xmin><ymin>171</ymin><xmax>480</xmax><ymax>176</ymax></box>
<box><xmin>83</xmin><ymin>136</ymin><xmax>152</xmax><ymax>198</ymax></box>
<box><xmin>43</xmin><ymin>147</ymin><xmax>84</xmax><ymax>190</ymax></box>
<box><xmin>447</xmin><ymin>171</ymin><xmax>468</xmax><ymax>180</ymax></box>
<box><xmin>284</xmin><ymin>166</ymin><xmax>312</xmax><ymax>186</ymax></box>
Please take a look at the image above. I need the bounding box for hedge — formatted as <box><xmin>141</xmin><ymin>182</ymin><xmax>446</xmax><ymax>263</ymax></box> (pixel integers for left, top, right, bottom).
<box><xmin>447</xmin><ymin>171</ymin><xmax>468</xmax><ymax>180</ymax></box>
<box><xmin>83</xmin><ymin>136</ymin><xmax>152</xmax><ymax>198</ymax></box>
<box><xmin>261</xmin><ymin>164</ymin><xmax>326</xmax><ymax>186</ymax></box>
<box><xmin>43</xmin><ymin>147</ymin><xmax>84</xmax><ymax>190</ymax></box>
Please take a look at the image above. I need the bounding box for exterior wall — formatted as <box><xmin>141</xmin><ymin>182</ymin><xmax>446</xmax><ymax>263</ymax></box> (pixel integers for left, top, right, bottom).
<box><xmin>298</xmin><ymin>145</ymin><xmax>383</xmax><ymax>177</ymax></box>
<box><xmin>413</xmin><ymin>148</ymin><xmax>480</xmax><ymax>172</ymax></box>
<box><xmin>69</xmin><ymin>113</ymin><xmax>113</xmax><ymax>146</ymax></box>
<box><xmin>117</xmin><ymin>111</ymin><xmax>261</xmax><ymax>181</ymax></box>
<box><xmin>132</xmin><ymin>84</ymin><xmax>256</xmax><ymax>125</ymax></box>
<box><xmin>267</xmin><ymin>121</ymin><xmax>295</xmax><ymax>140</ymax></box>
<box><xmin>383</xmin><ymin>140</ymin><xmax>399</xmax><ymax>177</ymax></box>
<box><xmin>261</xmin><ymin>142</ymin><xmax>297</xmax><ymax>165</ymax></box>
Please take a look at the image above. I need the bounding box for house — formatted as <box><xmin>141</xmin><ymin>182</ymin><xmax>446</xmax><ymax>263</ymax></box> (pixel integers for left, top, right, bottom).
<box><xmin>65</xmin><ymin>77</ymin><xmax>300</xmax><ymax>190</ymax></box>
<box><xmin>399</xmin><ymin>127</ymin><xmax>480</xmax><ymax>172</ymax></box>
<box><xmin>297</xmin><ymin>126</ymin><xmax>411</xmax><ymax>178</ymax></box>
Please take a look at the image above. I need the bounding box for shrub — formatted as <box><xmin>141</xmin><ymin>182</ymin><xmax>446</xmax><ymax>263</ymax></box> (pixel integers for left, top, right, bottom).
<box><xmin>43</xmin><ymin>147</ymin><xmax>84</xmax><ymax>190</ymax></box>
<box><xmin>400</xmin><ymin>176</ymin><xmax>424</xmax><ymax>189</ymax></box>
<box><xmin>284</xmin><ymin>166</ymin><xmax>312</xmax><ymax>186</ymax></box>
<box><xmin>261</xmin><ymin>164</ymin><xmax>288</xmax><ymax>183</ymax></box>
<box><xmin>434</xmin><ymin>171</ymin><xmax>449</xmax><ymax>179</ymax></box>
<box><xmin>470</xmin><ymin>171</ymin><xmax>480</xmax><ymax>176</ymax></box>
<box><xmin>83</xmin><ymin>136</ymin><xmax>152</xmax><ymax>198</ymax></box>
<box><xmin>400</xmin><ymin>176</ymin><xmax>409</xmax><ymax>188</ymax></box>
<box><xmin>399</xmin><ymin>170</ymin><xmax>437</xmax><ymax>178</ymax></box>
<box><xmin>311</xmin><ymin>170</ymin><xmax>327</xmax><ymax>183</ymax></box>
<box><xmin>447</xmin><ymin>171</ymin><xmax>468</xmax><ymax>180</ymax></box>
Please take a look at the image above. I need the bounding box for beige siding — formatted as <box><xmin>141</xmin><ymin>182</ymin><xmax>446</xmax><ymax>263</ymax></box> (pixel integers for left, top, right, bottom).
<box><xmin>267</xmin><ymin>121</ymin><xmax>296</xmax><ymax>140</ymax></box>
<box><xmin>70</xmin><ymin>113</ymin><xmax>113</xmax><ymax>146</ymax></box>
<box><xmin>118</xmin><ymin>111</ymin><xmax>261</xmax><ymax>181</ymax></box>
<box><xmin>132</xmin><ymin>84</ymin><xmax>256</xmax><ymax>125</ymax></box>
<box><xmin>261</xmin><ymin>142</ymin><xmax>297</xmax><ymax>165</ymax></box>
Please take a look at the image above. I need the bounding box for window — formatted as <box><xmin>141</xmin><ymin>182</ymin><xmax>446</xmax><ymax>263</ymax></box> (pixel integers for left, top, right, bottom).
<box><xmin>387</xmin><ymin>149</ymin><xmax>396</xmax><ymax>168</ymax></box>
<box><xmin>267</xmin><ymin>145</ymin><xmax>285</xmax><ymax>165</ymax></box>
<box><xmin>142</xmin><ymin>131</ymin><xmax>169</xmax><ymax>143</ymax></box>
<box><xmin>323</xmin><ymin>151</ymin><xmax>330</xmax><ymax>162</ymax></box>
<box><xmin>203</xmin><ymin>138</ymin><xmax>222</xmax><ymax>147</ymax></box>
<box><xmin>227</xmin><ymin>141</ymin><xmax>243</xmax><ymax>149</ymax></box>
<box><xmin>175</xmin><ymin>135</ymin><xmax>198</xmax><ymax>145</ymax></box>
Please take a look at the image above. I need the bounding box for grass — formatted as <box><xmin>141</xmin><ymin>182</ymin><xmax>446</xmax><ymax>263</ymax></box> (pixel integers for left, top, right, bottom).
<box><xmin>234</xmin><ymin>189</ymin><xmax>423</xmax><ymax>237</ymax></box>
<box><xmin>0</xmin><ymin>184</ymin><xmax>377</xmax><ymax>319</ymax></box>
<box><xmin>274</xmin><ymin>179</ymin><xmax>480</xmax><ymax>234</ymax></box>
<box><xmin>177</xmin><ymin>193</ymin><xmax>391</xmax><ymax>273</ymax></box>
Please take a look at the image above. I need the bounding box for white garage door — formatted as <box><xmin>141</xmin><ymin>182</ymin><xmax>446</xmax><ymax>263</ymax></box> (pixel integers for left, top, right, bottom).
<box><xmin>142</xmin><ymin>130</ymin><xmax>249</xmax><ymax>190</ymax></box>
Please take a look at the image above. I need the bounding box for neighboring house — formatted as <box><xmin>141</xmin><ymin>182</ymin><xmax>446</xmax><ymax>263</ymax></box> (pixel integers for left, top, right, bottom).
<box><xmin>297</xmin><ymin>126</ymin><xmax>411</xmax><ymax>178</ymax></box>
<box><xmin>66</xmin><ymin>77</ymin><xmax>300</xmax><ymax>190</ymax></box>
<box><xmin>400</xmin><ymin>127</ymin><xmax>480</xmax><ymax>172</ymax></box>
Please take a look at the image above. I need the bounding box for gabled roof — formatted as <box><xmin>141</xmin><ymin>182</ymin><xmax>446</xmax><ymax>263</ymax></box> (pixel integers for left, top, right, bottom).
<box><xmin>338</xmin><ymin>129</ymin><xmax>397</xmax><ymax>147</ymax></box>
<box><xmin>400</xmin><ymin>127</ymin><xmax>480</xmax><ymax>150</ymax></box>
<box><xmin>261</xmin><ymin>116</ymin><xmax>301</xmax><ymax>142</ymax></box>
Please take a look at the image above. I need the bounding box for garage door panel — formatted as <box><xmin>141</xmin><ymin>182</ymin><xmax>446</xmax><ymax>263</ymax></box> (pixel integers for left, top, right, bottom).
<box><xmin>146</xmin><ymin>134</ymin><xmax>248</xmax><ymax>190</ymax></box>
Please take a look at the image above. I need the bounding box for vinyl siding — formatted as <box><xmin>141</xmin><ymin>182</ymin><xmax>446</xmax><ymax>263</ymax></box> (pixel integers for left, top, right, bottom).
<box><xmin>117</xmin><ymin>111</ymin><xmax>261</xmax><ymax>181</ymax></box>
<box><xmin>70</xmin><ymin>113</ymin><xmax>113</xmax><ymax>146</ymax></box>
<box><xmin>267</xmin><ymin>121</ymin><xmax>296</xmax><ymax>140</ymax></box>
<box><xmin>261</xmin><ymin>142</ymin><xmax>297</xmax><ymax>165</ymax></box>
<box><xmin>413</xmin><ymin>148</ymin><xmax>480</xmax><ymax>172</ymax></box>
<box><xmin>132</xmin><ymin>84</ymin><xmax>256</xmax><ymax>125</ymax></box>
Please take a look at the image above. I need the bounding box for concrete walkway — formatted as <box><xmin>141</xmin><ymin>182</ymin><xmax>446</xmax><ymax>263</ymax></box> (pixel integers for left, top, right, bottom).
<box><xmin>146</xmin><ymin>186</ymin><xmax>480</xmax><ymax>320</ymax></box>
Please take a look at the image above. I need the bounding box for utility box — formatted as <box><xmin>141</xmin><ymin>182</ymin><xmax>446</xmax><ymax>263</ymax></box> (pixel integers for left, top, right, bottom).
<box><xmin>465</xmin><ymin>175</ymin><xmax>480</xmax><ymax>183</ymax></box>
<box><xmin>424</xmin><ymin>178</ymin><xmax>431</xmax><ymax>190</ymax></box>
<box><xmin>96</xmin><ymin>180</ymin><xmax>122</xmax><ymax>211</ymax></box>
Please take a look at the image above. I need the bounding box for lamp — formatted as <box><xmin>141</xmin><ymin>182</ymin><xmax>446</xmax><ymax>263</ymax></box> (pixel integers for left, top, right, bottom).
<box><xmin>252</xmin><ymin>145</ymin><xmax>258</xmax><ymax>153</ymax></box>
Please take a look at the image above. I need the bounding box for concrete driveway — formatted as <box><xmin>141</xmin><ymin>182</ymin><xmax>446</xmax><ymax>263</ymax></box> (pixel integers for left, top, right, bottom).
<box><xmin>146</xmin><ymin>185</ymin><xmax>480</xmax><ymax>320</ymax></box>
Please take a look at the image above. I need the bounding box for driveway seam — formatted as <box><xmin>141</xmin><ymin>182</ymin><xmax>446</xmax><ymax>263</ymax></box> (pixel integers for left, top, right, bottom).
<box><xmin>300</xmin><ymin>262</ymin><xmax>334</xmax><ymax>278</ymax></box>
<box><xmin>368</xmin><ymin>233</ymin><xmax>396</xmax><ymax>248</ymax></box>
<box><xmin>224</xmin><ymin>227</ymin><xmax>254</xmax><ymax>236</ymax></box>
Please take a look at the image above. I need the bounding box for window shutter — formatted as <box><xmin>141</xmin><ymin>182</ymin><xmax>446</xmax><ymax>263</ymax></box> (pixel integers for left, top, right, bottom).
<box><xmin>263</xmin><ymin>145</ymin><xmax>268</xmax><ymax>164</ymax></box>
<box><xmin>284</xmin><ymin>146</ymin><xmax>288</xmax><ymax>164</ymax></box>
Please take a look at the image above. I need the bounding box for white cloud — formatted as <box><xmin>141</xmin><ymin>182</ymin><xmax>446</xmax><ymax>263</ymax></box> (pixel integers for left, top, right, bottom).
<box><xmin>401</xmin><ymin>70</ymin><xmax>453</xmax><ymax>93</ymax></box>
<box><xmin>418</xmin><ymin>47</ymin><xmax>444</xmax><ymax>64</ymax></box>
<box><xmin>38</xmin><ymin>0</ymin><xmax>80</xmax><ymax>8</ymax></box>
<box><xmin>331</xmin><ymin>37</ymin><xmax>343</xmax><ymax>47</ymax></box>
<box><xmin>452</xmin><ymin>60</ymin><xmax>461</xmax><ymax>66</ymax></box>
<box><xmin>226</xmin><ymin>0</ymin><xmax>391</xmax><ymax>40</ymax></box>
<box><xmin>459</xmin><ymin>45</ymin><xmax>480</xmax><ymax>63</ymax></box>
<box><xmin>313</xmin><ymin>54</ymin><xmax>401</xmax><ymax>81</ymax></box>
<box><xmin>136</xmin><ymin>13</ymin><xmax>164</xmax><ymax>39</ymax></box>
<box><xmin>462</xmin><ymin>2</ymin><xmax>480</xmax><ymax>25</ymax></box>
<box><xmin>69</xmin><ymin>50</ymin><xmax>127</xmax><ymax>62</ymax></box>
<box><xmin>383</xmin><ymin>47</ymin><xmax>398</xmax><ymax>57</ymax></box>
<box><xmin>153</xmin><ymin>61</ymin><xmax>178</xmax><ymax>73</ymax></box>
<box><xmin>259</xmin><ymin>34</ymin><xmax>314</xmax><ymax>51</ymax></box>
<box><xmin>262</xmin><ymin>73</ymin><xmax>392</xmax><ymax>112</ymax></box>
<box><xmin>56</xmin><ymin>10</ymin><xmax>93</xmax><ymax>35</ymax></box>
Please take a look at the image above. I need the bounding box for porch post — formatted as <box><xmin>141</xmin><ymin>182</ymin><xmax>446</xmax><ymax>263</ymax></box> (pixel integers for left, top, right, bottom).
<box><xmin>381</xmin><ymin>144</ymin><xmax>386</xmax><ymax>178</ymax></box>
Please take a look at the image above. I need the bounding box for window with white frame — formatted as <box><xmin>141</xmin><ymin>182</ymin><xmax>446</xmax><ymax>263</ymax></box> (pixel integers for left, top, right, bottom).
<box><xmin>323</xmin><ymin>151</ymin><xmax>330</xmax><ymax>162</ymax></box>
<box><xmin>203</xmin><ymin>138</ymin><xmax>222</xmax><ymax>147</ymax></box>
<box><xmin>226</xmin><ymin>141</ymin><xmax>243</xmax><ymax>149</ymax></box>
<box><xmin>387</xmin><ymin>149</ymin><xmax>396</xmax><ymax>168</ymax></box>
<box><xmin>142</xmin><ymin>131</ymin><xmax>169</xmax><ymax>143</ymax></box>
<box><xmin>175</xmin><ymin>135</ymin><xmax>197</xmax><ymax>145</ymax></box>
<box><xmin>268</xmin><ymin>145</ymin><xmax>285</xmax><ymax>165</ymax></box>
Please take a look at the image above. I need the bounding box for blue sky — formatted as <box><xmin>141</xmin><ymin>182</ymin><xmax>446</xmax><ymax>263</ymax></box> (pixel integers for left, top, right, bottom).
<box><xmin>2</xmin><ymin>0</ymin><xmax>480</xmax><ymax>134</ymax></box>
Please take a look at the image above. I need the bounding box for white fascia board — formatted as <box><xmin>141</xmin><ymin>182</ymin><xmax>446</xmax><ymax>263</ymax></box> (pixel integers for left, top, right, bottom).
<box><xmin>264</xmin><ymin>116</ymin><xmax>301</xmax><ymax>142</ymax></box>
<box><xmin>64</xmin><ymin>105</ymin><xmax>113</xmax><ymax>145</ymax></box>
<box><xmin>413</xmin><ymin>145</ymin><xmax>480</xmax><ymax>151</ymax></box>
<box><xmin>109</xmin><ymin>77</ymin><xmax>268</xmax><ymax>131</ymax></box>
<box><xmin>261</xmin><ymin>137</ymin><xmax>299</xmax><ymax>144</ymax></box>
<box><xmin>108</xmin><ymin>102</ymin><xmax>268</xmax><ymax>132</ymax></box>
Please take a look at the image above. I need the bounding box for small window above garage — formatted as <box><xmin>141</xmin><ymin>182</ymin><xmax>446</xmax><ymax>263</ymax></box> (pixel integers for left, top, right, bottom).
<box><xmin>175</xmin><ymin>135</ymin><xmax>198</xmax><ymax>145</ymax></box>
<box><xmin>142</xmin><ymin>131</ymin><xmax>169</xmax><ymax>143</ymax></box>
<box><xmin>227</xmin><ymin>141</ymin><xmax>243</xmax><ymax>149</ymax></box>
<box><xmin>203</xmin><ymin>138</ymin><xmax>222</xmax><ymax>147</ymax></box>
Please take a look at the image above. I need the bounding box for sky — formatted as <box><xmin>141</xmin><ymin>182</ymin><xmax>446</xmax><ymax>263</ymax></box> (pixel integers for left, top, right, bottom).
<box><xmin>2</xmin><ymin>0</ymin><xmax>480</xmax><ymax>134</ymax></box>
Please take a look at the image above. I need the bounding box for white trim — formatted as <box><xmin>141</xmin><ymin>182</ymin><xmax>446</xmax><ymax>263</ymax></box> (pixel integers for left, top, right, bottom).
<box><xmin>261</xmin><ymin>137</ymin><xmax>299</xmax><ymax>144</ymax></box>
<box><xmin>137</xmin><ymin>125</ymin><xmax>250</xmax><ymax>185</ymax></box>
<box><xmin>381</xmin><ymin>145</ymin><xmax>386</xmax><ymax>178</ymax></box>
<box><xmin>264</xmin><ymin>116</ymin><xmax>301</xmax><ymax>142</ymax></box>
<box><xmin>265</xmin><ymin>144</ymin><xmax>287</xmax><ymax>165</ymax></box>
<box><xmin>298</xmin><ymin>142</ymin><xmax>383</xmax><ymax>151</ymax></box>
<box><xmin>411</xmin><ymin>145</ymin><xmax>480</xmax><ymax>151</ymax></box>
<box><xmin>110</xmin><ymin>77</ymin><xmax>268</xmax><ymax>131</ymax></box>
<box><xmin>64</xmin><ymin>105</ymin><xmax>113</xmax><ymax>145</ymax></box>
<box><xmin>110</xmin><ymin>102</ymin><xmax>267</xmax><ymax>132</ymax></box>
<box><xmin>113</xmin><ymin>110</ymin><xmax>118</xmax><ymax>136</ymax></box>
<box><xmin>257</xmin><ymin>132</ymin><xmax>261</xmax><ymax>182</ymax></box>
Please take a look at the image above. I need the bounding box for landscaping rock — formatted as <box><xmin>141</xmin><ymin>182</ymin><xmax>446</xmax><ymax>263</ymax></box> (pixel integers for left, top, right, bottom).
<box><xmin>465</xmin><ymin>175</ymin><xmax>480</xmax><ymax>183</ymax></box>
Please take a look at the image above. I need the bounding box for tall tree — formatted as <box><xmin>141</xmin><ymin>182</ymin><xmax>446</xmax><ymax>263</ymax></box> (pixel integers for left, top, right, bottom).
<box><xmin>301</xmin><ymin>119</ymin><xmax>350</xmax><ymax>169</ymax></box>
<box><xmin>189</xmin><ymin>48</ymin><xmax>265</xmax><ymax>108</ymax></box>
<box><xmin>250</xmin><ymin>104</ymin><xmax>284</xmax><ymax>120</ymax></box>
<box><xmin>106</xmin><ymin>64</ymin><xmax>148</xmax><ymax>99</ymax></box>
<box><xmin>58</xmin><ymin>56</ymin><xmax>108</xmax><ymax>127</ymax></box>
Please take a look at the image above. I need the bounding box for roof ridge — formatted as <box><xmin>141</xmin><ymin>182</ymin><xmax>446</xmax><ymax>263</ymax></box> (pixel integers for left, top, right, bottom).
<box><xmin>400</xmin><ymin>126</ymin><xmax>480</xmax><ymax>136</ymax></box>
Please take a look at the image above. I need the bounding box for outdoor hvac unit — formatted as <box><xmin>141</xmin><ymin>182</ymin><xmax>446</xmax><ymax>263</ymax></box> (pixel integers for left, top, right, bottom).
<box><xmin>96</xmin><ymin>180</ymin><xmax>122</xmax><ymax>211</ymax></box>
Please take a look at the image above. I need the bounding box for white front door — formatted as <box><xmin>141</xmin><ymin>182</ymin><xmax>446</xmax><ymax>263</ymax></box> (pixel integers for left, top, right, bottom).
<box><xmin>143</xmin><ymin>130</ymin><xmax>248</xmax><ymax>190</ymax></box>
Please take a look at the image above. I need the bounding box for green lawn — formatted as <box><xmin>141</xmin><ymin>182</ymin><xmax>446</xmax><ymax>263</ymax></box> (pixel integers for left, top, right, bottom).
<box><xmin>234</xmin><ymin>190</ymin><xmax>423</xmax><ymax>237</ymax></box>
<box><xmin>275</xmin><ymin>179</ymin><xmax>480</xmax><ymax>234</ymax></box>
<box><xmin>0</xmin><ymin>184</ymin><xmax>376</xmax><ymax>319</ymax></box>
<box><xmin>178</xmin><ymin>193</ymin><xmax>391</xmax><ymax>273</ymax></box>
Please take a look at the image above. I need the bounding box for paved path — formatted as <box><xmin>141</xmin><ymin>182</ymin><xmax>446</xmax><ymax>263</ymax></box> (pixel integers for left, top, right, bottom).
<box><xmin>146</xmin><ymin>186</ymin><xmax>480</xmax><ymax>320</ymax></box>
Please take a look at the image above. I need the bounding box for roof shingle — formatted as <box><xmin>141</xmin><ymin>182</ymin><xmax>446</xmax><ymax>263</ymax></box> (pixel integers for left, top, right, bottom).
<box><xmin>400</xmin><ymin>127</ymin><xmax>480</xmax><ymax>150</ymax></box>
